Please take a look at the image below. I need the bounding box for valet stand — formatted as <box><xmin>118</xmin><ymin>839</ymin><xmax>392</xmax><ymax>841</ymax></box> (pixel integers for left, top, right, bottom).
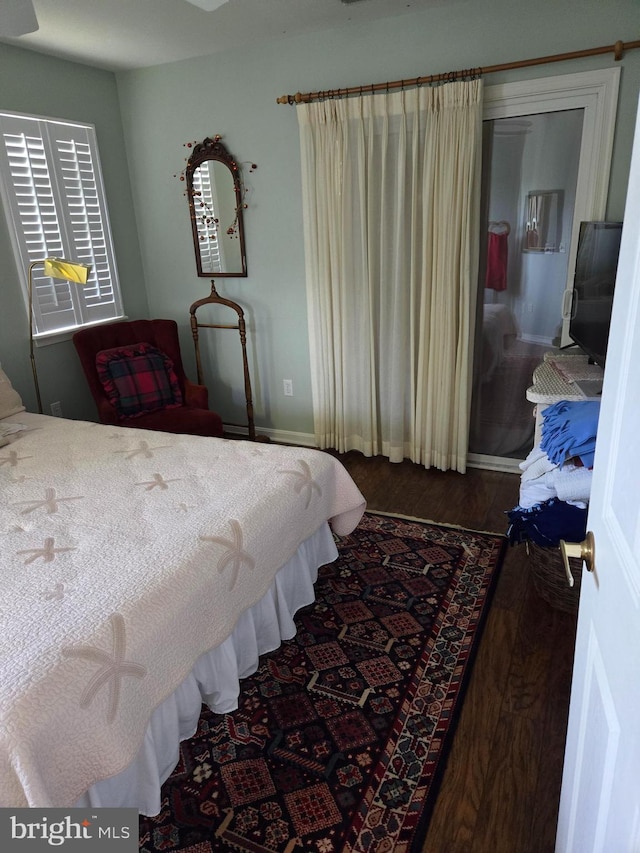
<box><xmin>189</xmin><ymin>281</ymin><xmax>268</xmax><ymax>442</ymax></box>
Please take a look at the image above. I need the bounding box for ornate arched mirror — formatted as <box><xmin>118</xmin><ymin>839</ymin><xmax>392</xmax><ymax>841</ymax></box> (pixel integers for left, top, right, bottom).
<box><xmin>185</xmin><ymin>136</ymin><xmax>248</xmax><ymax>277</ymax></box>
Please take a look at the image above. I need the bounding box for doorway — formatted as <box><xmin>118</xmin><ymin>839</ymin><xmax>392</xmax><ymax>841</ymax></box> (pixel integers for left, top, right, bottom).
<box><xmin>469</xmin><ymin>109</ymin><xmax>583</xmax><ymax>461</ymax></box>
<box><xmin>467</xmin><ymin>68</ymin><xmax>620</xmax><ymax>472</ymax></box>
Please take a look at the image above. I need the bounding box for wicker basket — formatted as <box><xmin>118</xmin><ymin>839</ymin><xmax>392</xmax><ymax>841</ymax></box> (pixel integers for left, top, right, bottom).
<box><xmin>526</xmin><ymin>541</ymin><xmax>583</xmax><ymax>613</ymax></box>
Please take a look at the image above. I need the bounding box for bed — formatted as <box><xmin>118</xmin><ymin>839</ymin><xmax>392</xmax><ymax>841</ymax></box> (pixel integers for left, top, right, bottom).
<box><xmin>0</xmin><ymin>374</ymin><xmax>365</xmax><ymax>815</ymax></box>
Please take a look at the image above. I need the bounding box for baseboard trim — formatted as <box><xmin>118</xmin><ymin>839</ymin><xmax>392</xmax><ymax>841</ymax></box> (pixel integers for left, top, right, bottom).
<box><xmin>225</xmin><ymin>427</ymin><xmax>525</xmax><ymax>472</ymax></box>
<box><xmin>518</xmin><ymin>333</ymin><xmax>555</xmax><ymax>346</ymax></box>
<box><xmin>467</xmin><ymin>452</ymin><xmax>522</xmax><ymax>474</ymax></box>
<box><xmin>223</xmin><ymin>424</ymin><xmax>318</xmax><ymax>447</ymax></box>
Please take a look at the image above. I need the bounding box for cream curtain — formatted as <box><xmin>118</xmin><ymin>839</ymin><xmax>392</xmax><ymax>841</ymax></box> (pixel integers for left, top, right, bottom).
<box><xmin>297</xmin><ymin>80</ymin><xmax>483</xmax><ymax>472</ymax></box>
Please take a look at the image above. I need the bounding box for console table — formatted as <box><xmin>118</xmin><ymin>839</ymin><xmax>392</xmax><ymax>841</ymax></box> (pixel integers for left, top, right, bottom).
<box><xmin>527</xmin><ymin>351</ymin><xmax>604</xmax><ymax>445</ymax></box>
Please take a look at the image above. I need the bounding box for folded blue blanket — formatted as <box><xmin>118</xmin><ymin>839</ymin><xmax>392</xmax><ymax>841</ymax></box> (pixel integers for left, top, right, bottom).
<box><xmin>540</xmin><ymin>399</ymin><xmax>600</xmax><ymax>467</ymax></box>
<box><xmin>507</xmin><ymin>498</ymin><xmax>588</xmax><ymax>548</ymax></box>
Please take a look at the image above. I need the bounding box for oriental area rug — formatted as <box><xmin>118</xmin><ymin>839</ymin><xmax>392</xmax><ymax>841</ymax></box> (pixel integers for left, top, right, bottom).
<box><xmin>139</xmin><ymin>511</ymin><xmax>506</xmax><ymax>853</ymax></box>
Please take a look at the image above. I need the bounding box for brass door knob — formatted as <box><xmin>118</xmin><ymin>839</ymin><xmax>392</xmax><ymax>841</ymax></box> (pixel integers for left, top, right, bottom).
<box><xmin>559</xmin><ymin>531</ymin><xmax>595</xmax><ymax>587</ymax></box>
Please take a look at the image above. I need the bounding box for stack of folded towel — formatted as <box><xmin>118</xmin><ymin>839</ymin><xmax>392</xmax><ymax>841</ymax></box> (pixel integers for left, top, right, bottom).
<box><xmin>507</xmin><ymin>399</ymin><xmax>600</xmax><ymax>547</ymax></box>
<box><xmin>517</xmin><ymin>446</ymin><xmax>593</xmax><ymax>510</ymax></box>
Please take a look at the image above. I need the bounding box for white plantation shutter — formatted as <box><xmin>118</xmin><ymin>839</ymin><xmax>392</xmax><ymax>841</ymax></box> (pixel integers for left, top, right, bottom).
<box><xmin>0</xmin><ymin>112</ymin><xmax>123</xmax><ymax>336</ymax></box>
<box><xmin>191</xmin><ymin>159</ymin><xmax>225</xmax><ymax>274</ymax></box>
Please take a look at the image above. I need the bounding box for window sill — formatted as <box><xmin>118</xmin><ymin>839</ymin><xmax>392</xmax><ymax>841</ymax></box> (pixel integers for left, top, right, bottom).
<box><xmin>33</xmin><ymin>315</ymin><xmax>128</xmax><ymax>348</ymax></box>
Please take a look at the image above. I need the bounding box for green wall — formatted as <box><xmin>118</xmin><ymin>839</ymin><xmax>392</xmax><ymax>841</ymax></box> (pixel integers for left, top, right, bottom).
<box><xmin>116</xmin><ymin>0</ymin><xmax>640</xmax><ymax>438</ymax></box>
<box><xmin>1</xmin><ymin>0</ymin><xmax>639</xmax><ymax>434</ymax></box>
<box><xmin>0</xmin><ymin>43</ymin><xmax>147</xmax><ymax>419</ymax></box>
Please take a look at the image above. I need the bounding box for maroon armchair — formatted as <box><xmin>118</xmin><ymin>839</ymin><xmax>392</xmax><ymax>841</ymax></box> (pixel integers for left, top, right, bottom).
<box><xmin>73</xmin><ymin>319</ymin><xmax>224</xmax><ymax>438</ymax></box>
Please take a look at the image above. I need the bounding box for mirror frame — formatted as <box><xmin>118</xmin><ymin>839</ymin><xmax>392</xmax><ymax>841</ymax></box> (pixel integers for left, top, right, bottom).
<box><xmin>522</xmin><ymin>188</ymin><xmax>564</xmax><ymax>254</ymax></box>
<box><xmin>185</xmin><ymin>136</ymin><xmax>248</xmax><ymax>277</ymax></box>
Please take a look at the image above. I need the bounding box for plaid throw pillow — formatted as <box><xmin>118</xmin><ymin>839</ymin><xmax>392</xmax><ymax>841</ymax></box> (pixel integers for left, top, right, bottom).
<box><xmin>96</xmin><ymin>343</ymin><xmax>183</xmax><ymax>418</ymax></box>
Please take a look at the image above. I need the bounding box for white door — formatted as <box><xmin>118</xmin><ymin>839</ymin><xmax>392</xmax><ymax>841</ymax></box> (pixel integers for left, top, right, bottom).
<box><xmin>555</xmin><ymin>98</ymin><xmax>640</xmax><ymax>852</ymax></box>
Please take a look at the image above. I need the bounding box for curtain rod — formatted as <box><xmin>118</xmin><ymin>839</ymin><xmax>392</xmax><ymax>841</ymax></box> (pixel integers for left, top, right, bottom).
<box><xmin>276</xmin><ymin>38</ymin><xmax>639</xmax><ymax>105</ymax></box>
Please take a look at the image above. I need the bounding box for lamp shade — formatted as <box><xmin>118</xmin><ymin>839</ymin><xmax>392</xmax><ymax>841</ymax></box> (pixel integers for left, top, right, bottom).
<box><xmin>43</xmin><ymin>257</ymin><xmax>91</xmax><ymax>284</ymax></box>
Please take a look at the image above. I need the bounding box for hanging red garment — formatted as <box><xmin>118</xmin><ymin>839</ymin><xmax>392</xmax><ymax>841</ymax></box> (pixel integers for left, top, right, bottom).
<box><xmin>485</xmin><ymin>230</ymin><xmax>509</xmax><ymax>291</ymax></box>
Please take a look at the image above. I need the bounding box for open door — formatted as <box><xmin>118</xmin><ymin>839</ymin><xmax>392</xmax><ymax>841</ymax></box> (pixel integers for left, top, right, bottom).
<box><xmin>469</xmin><ymin>68</ymin><xmax>620</xmax><ymax>472</ymax></box>
<box><xmin>555</xmin><ymin>96</ymin><xmax>640</xmax><ymax>852</ymax></box>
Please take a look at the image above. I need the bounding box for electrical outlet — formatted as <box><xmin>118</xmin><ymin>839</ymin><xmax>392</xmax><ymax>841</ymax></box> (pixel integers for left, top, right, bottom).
<box><xmin>50</xmin><ymin>401</ymin><xmax>63</xmax><ymax>417</ymax></box>
<box><xmin>283</xmin><ymin>379</ymin><xmax>293</xmax><ymax>397</ymax></box>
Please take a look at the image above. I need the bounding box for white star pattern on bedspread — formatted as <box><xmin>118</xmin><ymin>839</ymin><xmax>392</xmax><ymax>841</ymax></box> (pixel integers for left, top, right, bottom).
<box><xmin>0</xmin><ymin>449</ymin><xmax>33</xmax><ymax>467</ymax></box>
<box><xmin>200</xmin><ymin>519</ymin><xmax>256</xmax><ymax>590</ymax></box>
<box><xmin>62</xmin><ymin>613</ymin><xmax>147</xmax><ymax>725</ymax></box>
<box><xmin>278</xmin><ymin>459</ymin><xmax>322</xmax><ymax>508</ymax></box>
<box><xmin>136</xmin><ymin>472</ymin><xmax>181</xmax><ymax>491</ymax></box>
<box><xmin>16</xmin><ymin>537</ymin><xmax>76</xmax><ymax>564</ymax></box>
<box><xmin>11</xmin><ymin>486</ymin><xmax>84</xmax><ymax>514</ymax></box>
<box><xmin>42</xmin><ymin>582</ymin><xmax>69</xmax><ymax>601</ymax></box>
<box><xmin>114</xmin><ymin>439</ymin><xmax>171</xmax><ymax>459</ymax></box>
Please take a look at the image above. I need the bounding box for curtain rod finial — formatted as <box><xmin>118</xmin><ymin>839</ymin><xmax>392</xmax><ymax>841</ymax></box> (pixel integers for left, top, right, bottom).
<box><xmin>276</xmin><ymin>92</ymin><xmax>304</xmax><ymax>105</ymax></box>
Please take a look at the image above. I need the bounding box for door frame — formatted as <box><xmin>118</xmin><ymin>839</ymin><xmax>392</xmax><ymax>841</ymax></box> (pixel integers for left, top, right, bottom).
<box><xmin>468</xmin><ymin>67</ymin><xmax>621</xmax><ymax>473</ymax></box>
<box><xmin>484</xmin><ymin>67</ymin><xmax>620</xmax><ymax>348</ymax></box>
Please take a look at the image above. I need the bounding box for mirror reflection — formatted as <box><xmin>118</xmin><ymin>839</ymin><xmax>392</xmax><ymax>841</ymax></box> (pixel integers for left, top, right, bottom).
<box><xmin>186</xmin><ymin>136</ymin><xmax>248</xmax><ymax>277</ymax></box>
<box><xmin>523</xmin><ymin>189</ymin><xmax>563</xmax><ymax>253</ymax></box>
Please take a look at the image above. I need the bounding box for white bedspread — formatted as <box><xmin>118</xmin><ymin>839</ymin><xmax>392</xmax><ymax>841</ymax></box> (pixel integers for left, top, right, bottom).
<box><xmin>0</xmin><ymin>413</ymin><xmax>365</xmax><ymax>808</ymax></box>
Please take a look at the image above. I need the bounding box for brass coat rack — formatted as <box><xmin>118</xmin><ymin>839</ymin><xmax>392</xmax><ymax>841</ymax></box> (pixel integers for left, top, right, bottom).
<box><xmin>190</xmin><ymin>281</ymin><xmax>264</xmax><ymax>441</ymax></box>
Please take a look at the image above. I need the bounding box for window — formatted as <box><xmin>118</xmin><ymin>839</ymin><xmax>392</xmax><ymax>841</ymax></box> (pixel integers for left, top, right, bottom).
<box><xmin>0</xmin><ymin>111</ymin><xmax>124</xmax><ymax>338</ymax></box>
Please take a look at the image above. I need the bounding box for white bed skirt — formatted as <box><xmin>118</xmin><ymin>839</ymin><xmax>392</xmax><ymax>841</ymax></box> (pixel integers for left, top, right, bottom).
<box><xmin>74</xmin><ymin>522</ymin><xmax>338</xmax><ymax>816</ymax></box>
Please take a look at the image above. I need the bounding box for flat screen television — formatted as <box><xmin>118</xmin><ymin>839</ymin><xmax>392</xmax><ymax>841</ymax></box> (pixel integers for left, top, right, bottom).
<box><xmin>568</xmin><ymin>220</ymin><xmax>623</xmax><ymax>368</ymax></box>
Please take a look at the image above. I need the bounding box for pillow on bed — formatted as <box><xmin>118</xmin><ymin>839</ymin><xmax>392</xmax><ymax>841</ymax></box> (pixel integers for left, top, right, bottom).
<box><xmin>96</xmin><ymin>343</ymin><xmax>183</xmax><ymax>418</ymax></box>
<box><xmin>0</xmin><ymin>365</ymin><xmax>26</xmax><ymax>419</ymax></box>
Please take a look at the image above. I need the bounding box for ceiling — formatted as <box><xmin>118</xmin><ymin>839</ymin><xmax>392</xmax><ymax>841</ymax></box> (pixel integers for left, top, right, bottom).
<box><xmin>0</xmin><ymin>0</ymin><xmax>450</xmax><ymax>72</ymax></box>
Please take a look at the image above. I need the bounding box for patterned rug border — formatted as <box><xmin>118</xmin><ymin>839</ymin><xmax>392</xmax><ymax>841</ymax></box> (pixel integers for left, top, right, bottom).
<box><xmin>388</xmin><ymin>513</ymin><xmax>507</xmax><ymax>851</ymax></box>
<box><xmin>329</xmin><ymin>511</ymin><xmax>508</xmax><ymax>852</ymax></box>
<box><xmin>364</xmin><ymin>507</ymin><xmax>509</xmax><ymax>539</ymax></box>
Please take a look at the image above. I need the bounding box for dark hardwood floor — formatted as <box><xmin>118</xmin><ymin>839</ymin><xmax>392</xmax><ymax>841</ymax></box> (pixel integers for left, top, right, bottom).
<box><xmin>333</xmin><ymin>451</ymin><xmax>578</xmax><ymax>853</ymax></box>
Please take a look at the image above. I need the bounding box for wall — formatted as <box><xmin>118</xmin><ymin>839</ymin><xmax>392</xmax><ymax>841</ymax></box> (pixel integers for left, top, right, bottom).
<box><xmin>0</xmin><ymin>43</ymin><xmax>147</xmax><ymax>420</ymax></box>
<box><xmin>1</xmin><ymin>0</ymin><xmax>639</xmax><ymax>434</ymax></box>
<box><xmin>116</xmin><ymin>0</ymin><xmax>640</xmax><ymax>439</ymax></box>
